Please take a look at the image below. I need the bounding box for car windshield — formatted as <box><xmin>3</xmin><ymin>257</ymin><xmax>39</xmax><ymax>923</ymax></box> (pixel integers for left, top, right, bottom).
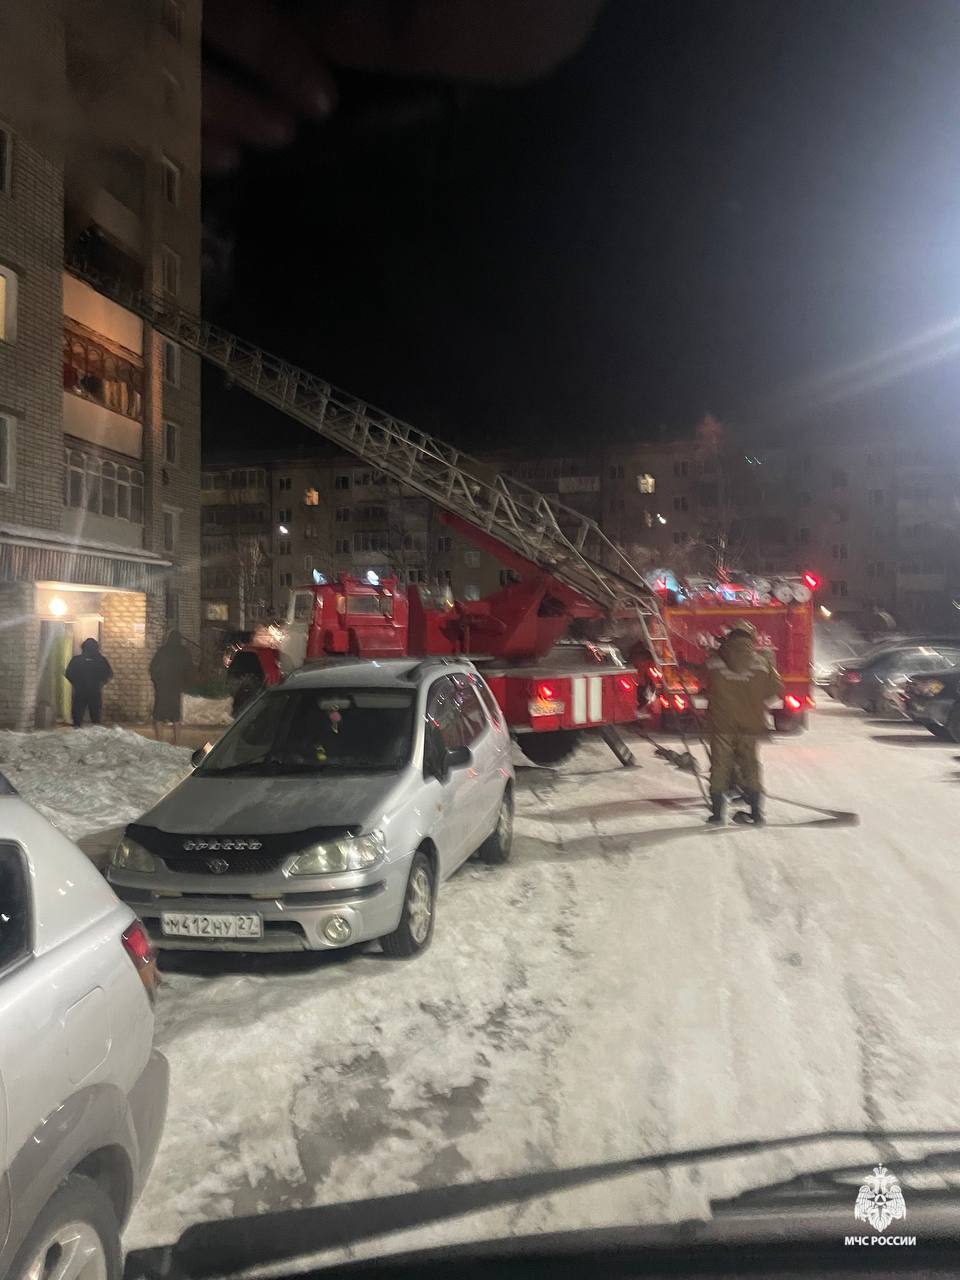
<box><xmin>198</xmin><ymin>687</ymin><xmax>415</xmax><ymax>775</ymax></box>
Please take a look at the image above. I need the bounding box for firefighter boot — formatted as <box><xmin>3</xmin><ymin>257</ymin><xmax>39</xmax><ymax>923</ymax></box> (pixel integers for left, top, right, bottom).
<box><xmin>706</xmin><ymin>793</ymin><xmax>726</xmax><ymax>825</ymax></box>
<box><xmin>747</xmin><ymin>791</ymin><xmax>765</xmax><ymax>826</ymax></box>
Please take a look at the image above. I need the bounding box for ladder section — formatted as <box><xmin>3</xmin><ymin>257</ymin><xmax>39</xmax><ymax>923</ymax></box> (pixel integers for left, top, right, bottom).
<box><xmin>67</xmin><ymin>264</ymin><xmax>667</xmax><ymax>625</ymax></box>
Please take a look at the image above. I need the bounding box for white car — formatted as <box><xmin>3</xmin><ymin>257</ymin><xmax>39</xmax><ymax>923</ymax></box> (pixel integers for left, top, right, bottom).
<box><xmin>0</xmin><ymin>780</ymin><xmax>168</xmax><ymax>1280</ymax></box>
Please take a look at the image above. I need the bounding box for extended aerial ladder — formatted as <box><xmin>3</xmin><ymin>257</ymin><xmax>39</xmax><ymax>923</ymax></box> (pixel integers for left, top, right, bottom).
<box><xmin>67</xmin><ymin>263</ymin><xmax>678</xmax><ymax>678</ymax></box>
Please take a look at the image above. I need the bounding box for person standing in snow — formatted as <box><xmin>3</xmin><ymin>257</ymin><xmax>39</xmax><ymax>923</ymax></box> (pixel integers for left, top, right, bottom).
<box><xmin>64</xmin><ymin>637</ymin><xmax>113</xmax><ymax>728</ymax></box>
<box><xmin>704</xmin><ymin>620</ymin><xmax>783</xmax><ymax>826</ymax></box>
<box><xmin>150</xmin><ymin>631</ymin><xmax>195</xmax><ymax>744</ymax></box>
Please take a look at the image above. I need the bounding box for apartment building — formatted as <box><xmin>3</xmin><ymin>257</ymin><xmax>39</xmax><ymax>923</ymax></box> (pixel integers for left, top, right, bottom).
<box><xmin>200</xmin><ymin>453</ymin><xmax>502</xmax><ymax>656</ymax></box>
<box><xmin>0</xmin><ymin>0</ymin><xmax>201</xmax><ymax>727</ymax></box>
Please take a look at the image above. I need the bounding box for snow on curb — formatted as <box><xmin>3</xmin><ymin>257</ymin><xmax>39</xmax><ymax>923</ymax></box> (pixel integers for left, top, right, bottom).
<box><xmin>182</xmin><ymin>694</ymin><xmax>233</xmax><ymax>726</ymax></box>
<box><xmin>0</xmin><ymin>726</ymin><xmax>192</xmax><ymax>841</ymax></box>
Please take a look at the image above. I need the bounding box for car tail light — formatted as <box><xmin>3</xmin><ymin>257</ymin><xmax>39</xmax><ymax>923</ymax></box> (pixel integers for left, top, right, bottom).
<box><xmin>659</xmin><ymin>694</ymin><xmax>670</xmax><ymax>709</ymax></box>
<box><xmin>122</xmin><ymin>921</ymin><xmax>159</xmax><ymax>1005</ymax></box>
<box><xmin>617</xmin><ymin>676</ymin><xmax>635</xmax><ymax>692</ymax></box>
<box><xmin>843</xmin><ymin>670</ymin><xmax>862</xmax><ymax>684</ymax></box>
<box><xmin>784</xmin><ymin>694</ymin><xmax>802</xmax><ymax>711</ymax></box>
<box><xmin>673</xmin><ymin>693</ymin><xmax>689</xmax><ymax>712</ymax></box>
<box><xmin>537</xmin><ymin>681</ymin><xmax>558</xmax><ymax>702</ymax></box>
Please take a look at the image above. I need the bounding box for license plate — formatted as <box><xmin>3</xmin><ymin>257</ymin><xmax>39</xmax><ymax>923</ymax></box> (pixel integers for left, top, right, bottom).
<box><xmin>160</xmin><ymin>912</ymin><xmax>262</xmax><ymax>939</ymax></box>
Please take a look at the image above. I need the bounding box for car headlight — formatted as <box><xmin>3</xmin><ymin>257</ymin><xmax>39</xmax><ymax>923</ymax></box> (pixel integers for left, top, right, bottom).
<box><xmin>287</xmin><ymin>831</ymin><xmax>385</xmax><ymax>876</ymax></box>
<box><xmin>915</xmin><ymin>679</ymin><xmax>945</xmax><ymax>697</ymax></box>
<box><xmin>112</xmin><ymin>836</ymin><xmax>157</xmax><ymax>874</ymax></box>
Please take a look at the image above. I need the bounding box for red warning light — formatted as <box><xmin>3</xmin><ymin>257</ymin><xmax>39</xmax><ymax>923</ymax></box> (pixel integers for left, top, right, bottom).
<box><xmin>537</xmin><ymin>682</ymin><xmax>558</xmax><ymax>702</ymax></box>
<box><xmin>784</xmin><ymin>693</ymin><xmax>802</xmax><ymax>711</ymax></box>
<box><xmin>801</xmin><ymin>572</ymin><xmax>820</xmax><ymax>591</ymax></box>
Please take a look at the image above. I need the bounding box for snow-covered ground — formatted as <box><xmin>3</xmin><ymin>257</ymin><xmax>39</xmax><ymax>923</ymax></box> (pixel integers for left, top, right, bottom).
<box><xmin>104</xmin><ymin>703</ymin><xmax>960</xmax><ymax>1263</ymax></box>
<box><xmin>0</xmin><ymin>726</ymin><xmax>191</xmax><ymax>841</ymax></box>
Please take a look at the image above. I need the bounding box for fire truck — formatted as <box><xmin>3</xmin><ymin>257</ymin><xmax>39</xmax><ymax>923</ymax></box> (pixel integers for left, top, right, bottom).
<box><xmin>71</xmin><ymin>264</ymin><xmax>815</xmax><ymax>759</ymax></box>
<box><xmin>226</xmin><ymin>512</ymin><xmax>646</xmax><ymax>766</ymax></box>
<box><xmin>638</xmin><ymin>571</ymin><xmax>819</xmax><ymax>733</ymax></box>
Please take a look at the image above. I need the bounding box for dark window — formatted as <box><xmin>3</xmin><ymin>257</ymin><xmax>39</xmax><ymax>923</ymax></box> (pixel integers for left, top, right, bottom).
<box><xmin>868</xmin><ymin>489</ymin><xmax>884</xmax><ymax>506</ymax></box>
<box><xmin>335</xmin><ymin>474</ymin><xmax>350</xmax><ymax>490</ymax></box>
<box><xmin>424</xmin><ymin>677</ymin><xmax>464</xmax><ymax>775</ymax></box>
<box><xmin>831</xmin><ymin>580</ymin><xmax>848</xmax><ymax>598</ymax></box>
<box><xmin>450</xmin><ymin>674</ymin><xmax>488</xmax><ymax>745</ymax></box>
<box><xmin>0</xmin><ymin>842</ymin><xmax>31</xmax><ymax>972</ymax></box>
<box><xmin>473</xmin><ymin>675</ymin><xmax>502</xmax><ymax>727</ymax></box>
<box><xmin>436</xmin><ymin>536</ymin><xmax>452</xmax><ymax>553</ymax></box>
<box><xmin>164</xmin><ymin>585</ymin><xmax>179</xmax><ymax>626</ymax></box>
<box><xmin>800</xmin><ymin>492</ymin><xmax>812</xmax><ymax>507</ymax></box>
<box><xmin>161</xmin><ymin>0</ymin><xmax>183</xmax><ymax>40</ymax></box>
<box><xmin>0</xmin><ymin>126</ymin><xmax>11</xmax><ymax>197</ymax></box>
<box><xmin>164</xmin><ymin>420</ymin><xmax>178</xmax><ymax>465</ymax></box>
<box><xmin>798</xmin><ymin>527</ymin><xmax>810</xmax><ymax>545</ymax></box>
<box><xmin>673</xmin><ymin>461</ymin><xmax>688</xmax><ymax>477</ymax></box>
<box><xmin>200</xmin><ymin>687</ymin><xmax>415</xmax><ymax>775</ymax></box>
<box><xmin>673</xmin><ymin>496</ymin><xmax>688</xmax><ymax>512</ymax></box>
<box><xmin>335</xmin><ymin>507</ymin><xmax>350</xmax><ymax>523</ymax></box>
<box><xmin>831</xmin><ymin>468</ymin><xmax>848</xmax><ymax>490</ymax></box>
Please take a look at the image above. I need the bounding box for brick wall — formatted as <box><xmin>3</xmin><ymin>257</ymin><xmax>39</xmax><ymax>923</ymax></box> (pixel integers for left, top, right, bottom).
<box><xmin>101</xmin><ymin>590</ymin><xmax>152</xmax><ymax>721</ymax></box>
<box><xmin>0</xmin><ymin>0</ymin><xmax>67</xmax><ymax>535</ymax></box>
<box><xmin>0</xmin><ymin>582</ymin><xmax>41</xmax><ymax>729</ymax></box>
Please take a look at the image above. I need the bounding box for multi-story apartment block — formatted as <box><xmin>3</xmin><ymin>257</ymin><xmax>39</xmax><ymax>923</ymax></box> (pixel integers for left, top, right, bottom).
<box><xmin>199</xmin><ymin>452</ymin><xmax>503</xmax><ymax>657</ymax></box>
<box><xmin>0</xmin><ymin>0</ymin><xmax>201</xmax><ymax>728</ymax></box>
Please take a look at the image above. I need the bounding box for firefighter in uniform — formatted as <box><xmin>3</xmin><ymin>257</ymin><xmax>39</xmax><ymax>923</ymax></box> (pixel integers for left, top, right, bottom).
<box><xmin>704</xmin><ymin>620</ymin><xmax>783</xmax><ymax>825</ymax></box>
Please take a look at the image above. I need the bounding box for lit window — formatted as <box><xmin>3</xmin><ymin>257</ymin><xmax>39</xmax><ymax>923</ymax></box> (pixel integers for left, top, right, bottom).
<box><xmin>161</xmin><ymin>245</ymin><xmax>180</xmax><ymax>296</ymax></box>
<box><xmin>205</xmin><ymin>602</ymin><xmax>229</xmax><ymax>622</ymax></box>
<box><xmin>0</xmin><ymin>125</ymin><xmax>11</xmax><ymax>197</ymax></box>
<box><xmin>304</xmin><ymin>488</ymin><xmax>320</xmax><ymax>506</ymax></box>
<box><xmin>637</xmin><ymin>473</ymin><xmax>656</xmax><ymax>494</ymax></box>
<box><xmin>164</xmin><ymin>420</ymin><xmax>179</xmax><ymax>465</ymax></box>
<box><xmin>0</xmin><ymin>264</ymin><xmax>18</xmax><ymax>343</ymax></box>
<box><xmin>161</xmin><ymin>156</ymin><xmax>181</xmax><ymax>206</ymax></box>
<box><xmin>162</xmin><ymin>339</ymin><xmax>180</xmax><ymax>386</ymax></box>
<box><xmin>0</xmin><ymin>414</ymin><xmax>15</xmax><ymax>489</ymax></box>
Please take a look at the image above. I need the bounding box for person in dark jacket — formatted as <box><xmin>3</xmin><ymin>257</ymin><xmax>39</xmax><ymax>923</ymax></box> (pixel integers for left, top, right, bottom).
<box><xmin>704</xmin><ymin>620</ymin><xmax>783</xmax><ymax>826</ymax></box>
<box><xmin>64</xmin><ymin>638</ymin><xmax>113</xmax><ymax>727</ymax></box>
<box><xmin>150</xmin><ymin>631</ymin><xmax>195</xmax><ymax>743</ymax></box>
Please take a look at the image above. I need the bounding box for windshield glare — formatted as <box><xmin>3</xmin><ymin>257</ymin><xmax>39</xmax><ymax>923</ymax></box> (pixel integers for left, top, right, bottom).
<box><xmin>199</xmin><ymin>688</ymin><xmax>415</xmax><ymax>775</ymax></box>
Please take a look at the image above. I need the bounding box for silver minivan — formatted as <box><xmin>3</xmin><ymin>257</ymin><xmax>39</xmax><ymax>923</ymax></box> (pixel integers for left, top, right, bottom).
<box><xmin>107</xmin><ymin>658</ymin><xmax>515</xmax><ymax>958</ymax></box>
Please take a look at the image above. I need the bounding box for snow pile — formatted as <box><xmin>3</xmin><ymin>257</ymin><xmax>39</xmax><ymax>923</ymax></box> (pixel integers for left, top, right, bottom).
<box><xmin>182</xmin><ymin>695</ymin><xmax>232</xmax><ymax>726</ymax></box>
<box><xmin>0</xmin><ymin>726</ymin><xmax>192</xmax><ymax>840</ymax></box>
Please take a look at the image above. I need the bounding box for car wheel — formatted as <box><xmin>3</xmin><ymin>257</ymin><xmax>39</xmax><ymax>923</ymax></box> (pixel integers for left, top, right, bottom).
<box><xmin>477</xmin><ymin>787</ymin><xmax>514</xmax><ymax>865</ymax></box>
<box><xmin>380</xmin><ymin>850</ymin><xmax>436</xmax><ymax>959</ymax></box>
<box><xmin>946</xmin><ymin>706</ymin><xmax>960</xmax><ymax>744</ymax></box>
<box><xmin>518</xmin><ymin>730</ymin><xmax>580</xmax><ymax>766</ymax></box>
<box><xmin>9</xmin><ymin>1175</ymin><xmax>121</xmax><ymax>1280</ymax></box>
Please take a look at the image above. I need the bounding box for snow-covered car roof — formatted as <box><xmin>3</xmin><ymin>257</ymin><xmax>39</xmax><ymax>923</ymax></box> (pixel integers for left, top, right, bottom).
<box><xmin>282</xmin><ymin>657</ymin><xmax>476</xmax><ymax>690</ymax></box>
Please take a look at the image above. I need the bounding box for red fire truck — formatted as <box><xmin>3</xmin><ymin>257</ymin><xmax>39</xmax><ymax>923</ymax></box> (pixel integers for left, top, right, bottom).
<box><xmin>640</xmin><ymin>572</ymin><xmax>819</xmax><ymax>733</ymax></box>
<box><xmin>226</xmin><ymin>514</ymin><xmax>642</xmax><ymax>766</ymax></box>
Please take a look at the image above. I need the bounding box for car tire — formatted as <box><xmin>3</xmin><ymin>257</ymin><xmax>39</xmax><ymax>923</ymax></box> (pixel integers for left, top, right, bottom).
<box><xmin>946</xmin><ymin>706</ymin><xmax>960</xmax><ymax>744</ymax></box>
<box><xmin>8</xmin><ymin>1174</ymin><xmax>121</xmax><ymax>1280</ymax></box>
<box><xmin>518</xmin><ymin>730</ymin><xmax>580</xmax><ymax>766</ymax></box>
<box><xmin>477</xmin><ymin>787</ymin><xmax>514</xmax><ymax>865</ymax></box>
<box><xmin>380</xmin><ymin>850</ymin><xmax>436</xmax><ymax>959</ymax></box>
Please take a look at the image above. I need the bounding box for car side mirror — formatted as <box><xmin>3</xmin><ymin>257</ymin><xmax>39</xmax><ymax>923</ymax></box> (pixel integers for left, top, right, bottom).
<box><xmin>445</xmin><ymin>745</ymin><xmax>472</xmax><ymax>772</ymax></box>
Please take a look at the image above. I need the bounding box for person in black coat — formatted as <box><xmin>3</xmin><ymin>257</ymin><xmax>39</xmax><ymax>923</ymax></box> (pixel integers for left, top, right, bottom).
<box><xmin>64</xmin><ymin>638</ymin><xmax>113</xmax><ymax>727</ymax></box>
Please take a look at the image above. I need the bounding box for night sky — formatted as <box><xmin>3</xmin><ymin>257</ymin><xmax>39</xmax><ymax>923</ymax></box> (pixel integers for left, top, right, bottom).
<box><xmin>203</xmin><ymin>0</ymin><xmax>960</xmax><ymax>456</ymax></box>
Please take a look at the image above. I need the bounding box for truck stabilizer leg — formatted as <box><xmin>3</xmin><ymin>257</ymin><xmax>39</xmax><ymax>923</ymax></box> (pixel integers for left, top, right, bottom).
<box><xmin>600</xmin><ymin>725</ymin><xmax>638</xmax><ymax>767</ymax></box>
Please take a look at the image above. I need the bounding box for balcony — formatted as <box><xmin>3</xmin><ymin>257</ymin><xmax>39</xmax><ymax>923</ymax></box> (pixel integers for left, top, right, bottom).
<box><xmin>63</xmin><ymin>326</ymin><xmax>144</xmax><ymax>458</ymax></box>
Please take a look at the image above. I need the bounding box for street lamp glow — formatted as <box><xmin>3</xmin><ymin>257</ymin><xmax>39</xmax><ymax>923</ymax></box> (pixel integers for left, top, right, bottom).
<box><xmin>278</xmin><ymin>523</ymin><xmax>289</xmax><ymax>535</ymax></box>
<box><xmin>820</xmin><ymin>605</ymin><xmax>832</xmax><ymax>618</ymax></box>
<box><xmin>48</xmin><ymin>596</ymin><xmax>67</xmax><ymax>616</ymax></box>
<box><xmin>656</xmin><ymin>513</ymin><xmax>667</xmax><ymax>525</ymax></box>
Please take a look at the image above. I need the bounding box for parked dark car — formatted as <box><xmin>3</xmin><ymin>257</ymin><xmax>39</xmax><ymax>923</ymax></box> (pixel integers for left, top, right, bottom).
<box><xmin>834</xmin><ymin>642</ymin><xmax>960</xmax><ymax>712</ymax></box>
<box><xmin>901</xmin><ymin>668</ymin><xmax>960</xmax><ymax>740</ymax></box>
